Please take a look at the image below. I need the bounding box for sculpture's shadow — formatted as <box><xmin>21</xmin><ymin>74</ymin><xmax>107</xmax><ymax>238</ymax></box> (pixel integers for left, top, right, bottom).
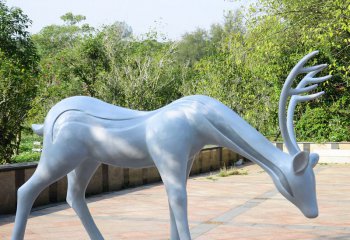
<box><xmin>0</xmin><ymin>182</ymin><xmax>160</xmax><ymax>226</ymax></box>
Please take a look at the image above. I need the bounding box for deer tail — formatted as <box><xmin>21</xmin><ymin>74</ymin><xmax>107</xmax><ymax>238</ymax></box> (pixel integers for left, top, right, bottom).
<box><xmin>32</xmin><ymin>124</ymin><xmax>44</xmax><ymax>136</ymax></box>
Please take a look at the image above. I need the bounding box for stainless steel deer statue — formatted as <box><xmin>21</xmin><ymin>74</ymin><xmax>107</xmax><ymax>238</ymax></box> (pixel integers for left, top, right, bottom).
<box><xmin>12</xmin><ymin>51</ymin><xmax>331</xmax><ymax>240</ymax></box>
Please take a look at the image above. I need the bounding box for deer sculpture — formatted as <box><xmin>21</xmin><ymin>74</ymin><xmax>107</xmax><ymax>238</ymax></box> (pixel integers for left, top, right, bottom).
<box><xmin>12</xmin><ymin>51</ymin><xmax>331</xmax><ymax>240</ymax></box>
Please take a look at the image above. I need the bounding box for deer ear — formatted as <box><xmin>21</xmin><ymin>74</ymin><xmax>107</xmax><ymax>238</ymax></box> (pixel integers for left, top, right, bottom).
<box><xmin>293</xmin><ymin>151</ymin><xmax>309</xmax><ymax>174</ymax></box>
<box><xmin>309</xmin><ymin>153</ymin><xmax>319</xmax><ymax>168</ymax></box>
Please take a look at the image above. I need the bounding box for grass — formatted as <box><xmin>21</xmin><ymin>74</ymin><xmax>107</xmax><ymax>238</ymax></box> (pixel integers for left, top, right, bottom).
<box><xmin>206</xmin><ymin>175</ymin><xmax>219</xmax><ymax>181</ymax></box>
<box><xmin>217</xmin><ymin>166</ymin><xmax>248</xmax><ymax>177</ymax></box>
<box><xmin>206</xmin><ymin>165</ymin><xmax>248</xmax><ymax>181</ymax></box>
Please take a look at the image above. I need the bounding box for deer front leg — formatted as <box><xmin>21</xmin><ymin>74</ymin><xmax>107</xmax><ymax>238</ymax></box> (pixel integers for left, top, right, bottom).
<box><xmin>66</xmin><ymin>159</ymin><xmax>103</xmax><ymax>240</ymax></box>
<box><xmin>12</xmin><ymin>152</ymin><xmax>83</xmax><ymax>240</ymax></box>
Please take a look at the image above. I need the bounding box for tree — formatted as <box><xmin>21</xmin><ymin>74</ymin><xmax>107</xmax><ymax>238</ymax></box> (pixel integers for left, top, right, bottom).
<box><xmin>176</xmin><ymin>28</ymin><xmax>210</xmax><ymax>66</ymax></box>
<box><xmin>247</xmin><ymin>0</ymin><xmax>350</xmax><ymax>141</ymax></box>
<box><xmin>72</xmin><ymin>33</ymin><xmax>110</xmax><ymax>97</ymax></box>
<box><xmin>97</xmin><ymin>25</ymin><xmax>183</xmax><ymax>110</ymax></box>
<box><xmin>182</xmin><ymin>11</ymin><xmax>278</xmax><ymax>135</ymax></box>
<box><xmin>29</xmin><ymin>13</ymin><xmax>95</xmax><ymax>123</ymax></box>
<box><xmin>32</xmin><ymin>12</ymin><xmax>93</xmax><ymax>56</ymax></box>
<box><xmin>60</xmin><ymin>12</ymin><xmax>86</xmax><ymax>26</ymax></box>
<box><xmin>0</xmin><ymin>1</ymin><xmax>39</xmax><ymax>163</ymax></box>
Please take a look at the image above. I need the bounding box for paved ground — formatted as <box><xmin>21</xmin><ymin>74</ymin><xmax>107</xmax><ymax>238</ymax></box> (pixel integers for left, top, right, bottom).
<box><xmin>1</xmin><ymin>163</ymin><xmax>350</xmax><ymax>240</ymax></box>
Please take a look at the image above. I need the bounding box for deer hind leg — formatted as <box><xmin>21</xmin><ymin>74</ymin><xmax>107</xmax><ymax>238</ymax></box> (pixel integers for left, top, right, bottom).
<box><xmin>167</xmin><ymin>157</ymin><xmax>194</xmax><ymax>240</ymax></box>
<box><xmin>66</xmin><ymin>160</ymin><xmax>103</xmax><ymax>240</ymax></box>
<box><xmin>149</xmin><ymin>148</ymin><xmax>191</xmax><ymax>240</ymax></box>
<box><xmin>167</xmin><ymin>157</ymin><xmax>195</xmax><ymax>240</ymax></box>
<box><xmin>12</xmin><ymin>153</ymin><xmax>83</xmax><ymax>240</ymax></box>
<box><xmin>168</xmin><ymin>202</ymin><xmax>180</xmax><ymax>240</ymax></box>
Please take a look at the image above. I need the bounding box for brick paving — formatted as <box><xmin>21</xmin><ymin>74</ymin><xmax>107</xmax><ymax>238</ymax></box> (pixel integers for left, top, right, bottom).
<box><xmin>1</xmin><ymin>163</ymin><xmax>350</xmax><ymax>239</ymax></box>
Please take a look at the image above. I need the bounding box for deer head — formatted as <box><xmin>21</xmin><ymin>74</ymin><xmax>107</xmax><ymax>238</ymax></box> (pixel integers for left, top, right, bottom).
<box><xmin>276</xmin><ymin>51</ymin><xmax>331</xmax><ymax>218</ymax></box>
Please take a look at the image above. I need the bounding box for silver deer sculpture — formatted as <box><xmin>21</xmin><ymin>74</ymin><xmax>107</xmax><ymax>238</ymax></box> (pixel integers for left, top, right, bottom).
<box><xmin>12</xmin><ymin>51</ymin><xmax>331</xmax><ymax>240</ymax></box>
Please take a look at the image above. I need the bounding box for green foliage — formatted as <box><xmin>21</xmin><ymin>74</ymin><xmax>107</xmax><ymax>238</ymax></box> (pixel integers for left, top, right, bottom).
<box><xmin>182</xmin><ymin>11</ymin><xmax>279</xmax><ymax>136</ymax></box>
<box><xmin>0</xmin><ymin>2</ymin><xmax>39</xmax><ymax>163</ymax></box>
<box><xmin>12</xmin><ymin>151</ymin><xmax>40</xmax><ymax>163</ymax></box>
<box><xmin>32</xmin><ymin>12</ymin><xmax>93</xmax><ymax>56</ymax></box>
<box><xmin>248</xmin><ymin>0</ymin><xmax>350</xmax><ymax>141</ymax></box>
<box><xmin>60</xmin><ymin>12</ymin><xmax>86</xmax><ymax>26</ymax></box>
<box><xmin>97</xmin><ymin>27</ymin><xmax>183</xmax><ymax>110</ymax></box>
<box><xmin>176</xmin><ymin>28</ymin><xmax>210</xmax><ymax>65</ymax></box>
<box><xmin>30</xmin><ymin>17</ymin><xmax>185</xmax><ymax>120</ymax></box>
<box><xmin>0</xmin><ymin>2</ymin><xmax>38</xmax><ymax>66</ymax></box>
<box><xmin>29</xmin><ymin>13</ymin><xmax>96</xmax><ymax>123</ymax></box>
<box><xmin>180</xmin><ymin>1</ymin><xmax>349</xmax><ymax>141</ymax></box>
<box><xmin>5</xmin><ymin>0</ymin><xmax>350</xmax><ymax>164</ymax></box>
<box><xmin>296</xmin><ymin>106</ymin><xmax>350</xmax><ymax>142</ymax></box>
<box><xmin>72</xmin><ymin>33</ymin><xmax>110</xmax><ymax>97</ymax></box>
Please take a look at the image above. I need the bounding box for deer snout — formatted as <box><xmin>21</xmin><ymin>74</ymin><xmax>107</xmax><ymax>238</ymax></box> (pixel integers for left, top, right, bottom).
<box><xmin>303</xmin><ymin>209</ymin><xmax>318</xmax><ymax>218</ymax></box>
<box><xmin>301</xmin><ymin>203</ymin><xmax>318</xmax><ymax>218</ymax></box>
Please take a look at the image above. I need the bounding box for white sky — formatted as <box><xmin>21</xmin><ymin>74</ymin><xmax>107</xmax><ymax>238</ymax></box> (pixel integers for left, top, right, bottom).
<box><xmin>5</xmin><ymin>0</ymin><xmax>249</xmax><ymax>40</ymax></box>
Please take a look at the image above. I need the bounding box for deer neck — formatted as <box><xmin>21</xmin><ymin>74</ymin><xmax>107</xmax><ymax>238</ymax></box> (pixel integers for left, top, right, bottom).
<box><xmin>202</xmin><ymin>104</ymin><xmax>291</xmax><ymax>174</ymax></box>
<box><xmin>205</xmin><ymin>113</ymin><xmax>294</xmax><ymax>195</ymax></box>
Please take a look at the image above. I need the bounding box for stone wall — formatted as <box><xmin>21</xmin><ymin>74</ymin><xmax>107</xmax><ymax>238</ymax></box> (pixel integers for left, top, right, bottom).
<box><xmin>0</xmin><ymin>147</ymin><xmax>240</xmax><ymax>214</ymax></box>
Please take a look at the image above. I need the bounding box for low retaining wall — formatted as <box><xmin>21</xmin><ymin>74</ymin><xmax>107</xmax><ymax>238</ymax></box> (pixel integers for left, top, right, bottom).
<box><xmin>275</xmin><ymin>142</ymin><xmax>350</xmax><ymax>151</ymax></box>
<box><xmin>0</xmin><ymin>147</ymin><xmax>240</xmax><ymax>214</ymax></box>
<box><xmin>276</xmin><ymin>142</ymin><xmax>350</xmax><ymax>163</ymax></box>
<box><xmin>0</xmin><ymin>142</ymin><xmax>349</xmax><ymax>214</ymax></box>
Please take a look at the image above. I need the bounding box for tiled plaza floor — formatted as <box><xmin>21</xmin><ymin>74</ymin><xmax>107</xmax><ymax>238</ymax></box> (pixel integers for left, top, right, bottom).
<box><xmin>1</xmin><ymin>163</ymin><xmax>350</xmax><ymax>239</ymax></box>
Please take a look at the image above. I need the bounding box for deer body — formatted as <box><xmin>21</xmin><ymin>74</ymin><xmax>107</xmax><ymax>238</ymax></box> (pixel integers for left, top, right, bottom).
<box><xmin>12</xmin><ymin>51</ymin><xmax>331</xmax><ymax>240</ymax></box>
<box><xmin>40</xmin><ymin>94</ymin><xmax>289</xmax><ymax>170</ymax></box>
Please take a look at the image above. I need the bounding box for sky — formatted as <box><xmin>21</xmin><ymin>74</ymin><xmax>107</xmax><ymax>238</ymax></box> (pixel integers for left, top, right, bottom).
<box><xmin>6</xmin><ymin>0</ymin><xmax>249</xmax><ymax>40</ymax></box>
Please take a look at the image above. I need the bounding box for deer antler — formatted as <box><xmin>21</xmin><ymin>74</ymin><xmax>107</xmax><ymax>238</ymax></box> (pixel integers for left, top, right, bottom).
<box><xmin>279</xmin><ymin>51</ymin><xmax>332</xmax><ymax>155</ymax></box>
